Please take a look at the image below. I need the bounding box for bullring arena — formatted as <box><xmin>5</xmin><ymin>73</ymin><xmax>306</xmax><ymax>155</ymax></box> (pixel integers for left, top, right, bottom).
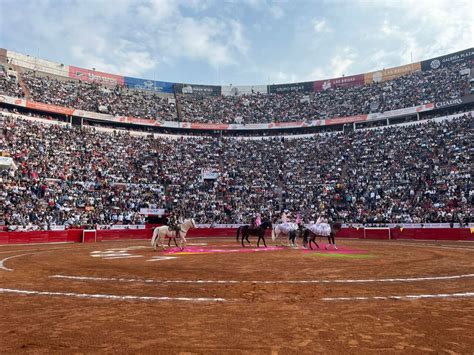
<box><xmin>1</xmin><ymin>229</ymin><xmax>474</xmax><ymax>353</ymax></box>
<box><xmin>1</xmin><ymin>6</ymin><xmax>473</xmax><ymax>352</ymax></box>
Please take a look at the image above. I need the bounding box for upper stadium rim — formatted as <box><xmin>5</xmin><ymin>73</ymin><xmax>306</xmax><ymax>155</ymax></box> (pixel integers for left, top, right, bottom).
<box><xmin>2</xmin><ymin>47</ymin><xmax>472</xmax><ymax>93</ymax></box>
<box><xmin>0</xmin><ymin>47</ymin><xmax>472</xmax><ymax>135</ymax></box>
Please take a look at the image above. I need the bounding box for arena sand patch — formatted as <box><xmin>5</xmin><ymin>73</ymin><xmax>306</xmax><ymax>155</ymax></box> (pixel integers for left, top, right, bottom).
<box><xmin>302</xmin><ymin>244</ymin><xmax>375</xmax><ymax>259</ymax></box>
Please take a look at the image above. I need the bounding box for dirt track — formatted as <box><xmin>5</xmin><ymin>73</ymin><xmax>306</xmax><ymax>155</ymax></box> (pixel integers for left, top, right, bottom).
<box><xmin>1</xmin><ymin>238</ymin><xmax>474</xmax><ymax>354</ymax></box>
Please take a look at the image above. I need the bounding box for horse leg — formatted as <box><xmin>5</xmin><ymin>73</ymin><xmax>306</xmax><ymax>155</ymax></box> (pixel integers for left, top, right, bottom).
<box><xmin>246</xmin><ymin>235</ymin><xmax>251</xmax><ymax>244</ymax></box>
<box><xmin>174</xmin><ymin>237</ymin><xmax>179</xmax><ymax>247</ymax></box>
<box><xmin>329</xmin><ymin>233</ymin><xmax>337</xmax><ymax>249</ymax></box>
<box><xmin>179</xmin><ymin>234</ymin><xmax>186</xmax><ymax>251</ymax></box>
<box><xmin>262</xmin><ymin>235</ymin><xmax>267</xmax><ymax>248</ymax></box>
<box><xmin>241</xmin><ymin>232</ymin><xmax>245</xmax><ymax>248</ymax></box>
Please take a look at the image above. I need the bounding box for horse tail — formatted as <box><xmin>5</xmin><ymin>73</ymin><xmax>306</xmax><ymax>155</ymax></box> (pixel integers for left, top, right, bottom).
<box><xmin>236</xmin><ymin>226</ymin><xmax>241</xmax><ymax>242</ymax></box>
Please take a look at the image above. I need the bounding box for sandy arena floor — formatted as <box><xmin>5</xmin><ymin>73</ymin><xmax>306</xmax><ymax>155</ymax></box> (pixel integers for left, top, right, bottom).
<box><xmin>1</xmin><ymin>237</ymin><xmax>474</xmax><ymax>354</ymax></box>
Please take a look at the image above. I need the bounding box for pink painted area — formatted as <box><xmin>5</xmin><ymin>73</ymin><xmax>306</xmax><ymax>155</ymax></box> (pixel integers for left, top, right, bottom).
<box><xmin>163</xmin><ymin>246</ymin><xmax>286</xmax><ymax>254</ymax></box>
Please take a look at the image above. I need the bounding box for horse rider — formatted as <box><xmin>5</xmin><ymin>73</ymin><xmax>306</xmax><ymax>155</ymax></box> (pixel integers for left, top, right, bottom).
<box><xmin>167</xmin><ymin>211</ymin><xmax>181</xmax><ymax>239</ymax></box>
<box><xmin>316</xmin><ymin>213</ymin><xmax>328</xmax><ymax>225</ymax></box>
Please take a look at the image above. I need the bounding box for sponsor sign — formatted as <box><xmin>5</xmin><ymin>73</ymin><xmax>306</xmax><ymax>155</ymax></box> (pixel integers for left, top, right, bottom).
<box><xmin>268</xmin><ymin>121</ymin><xmax>307</xmax><ymax>128</ymax></box>
<box><xmin>434</xmin><ymin>94</ymin><xmax>474</xmax><ymax>110</ymax></box>
<box><xmin>26</xmin><ymin>100</ymin><xmax>75</xmax><ymax>116</ymax></box>
<box><xmin>313</xmin><ymin>74</ymin><xmax>365</xmax><ymax>92</ymax></box>
<box><xmin>365</xmin><ymin>62</ymin><xmax>421</xmax><ymax>83</ymax></box>
<box><xmin>325</xmin><ymin>115</ymin><xmax>367</xmax><ymax>126</ymax></box>
<box><xmin>421</xmin><ymin>48</ymin><xmax>474</xmax><ymax>71</ymax></box>
<box><xmin>139</xmin><ymin>208</ymin><xmax>165</xmax><ymax>215</ymax></box>
<box><xmin>69</xmin><ymin>66</ymin><xmax>124</xmax><ymax>86</ymax></box>
<box><xmin>124</xmin><ymin>77</ymin><xmax>174</xmax><ymax>93</ymax></box>
<box><xmin>0</xmin><ymin>94</ymin><xmax>25</xmax><ymax>106</ymax></box>
<box><xmin>268</xmin><ymin>81</ymin><xmax>313</xmax><ymax>94</ymax></box>
<box><xmin>221</xmin><ymin>85</ymin><xmax>268</xmax><ymax>96</ymax></box>
<box><xmin>190</xmin><ymin>123</ymin><xmax>229</xmax><ymax>130</ymax></box>
<box><xmin>174</xmin><ymin>83</ymin><xmax>221</xmax><ymax>96</ymax></box>
<box><xmin>201</xmin><ymin>168</ymin><xmax>219</xmax><ymax>180</ymax></box>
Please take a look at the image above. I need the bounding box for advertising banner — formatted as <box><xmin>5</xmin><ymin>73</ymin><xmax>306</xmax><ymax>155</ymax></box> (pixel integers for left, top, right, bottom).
<box><xmin>174</xmin><ymin>83</ymin><xmax>221</xmax><ymax>96</ymax></box>
<box><xmin>325</xmin><ymin>114</ymin><xmax>367</xmax><ymax>126</ymax></box>
<box><xmin>0</xmin><ymin>94</ymin><xmax>26</xmax><ymax>106</ymax></box>
<box><xmin>421</xmin><ymin>48</ymin><xmax>474</xmax><ymax>71</ymax></box>
<box><xmin>139</xmin><ymin>208</ymin><xmax>165</xmax><ymax>215</ymax></box>
<box><xmin>201</xmin><ymin>168</ymin><xmax>219</xmax><ymax>180</ymax></box>
<box><xmin>313</xmin><ymin>74</ymin><xmax>365</xmax><ymax>92</ymax></box>
<box><xmin>69</xmin><ymin>66</ymin><xmax>124</xmax><ymax>86</ymax></box>
<box><xmin>364</xmin><ymin>62</ymin><xmax>421</xmax><ymax>83</ymax></box>
<box><xmin>221</xmin><ymin>85</ymin><xmax>268</xmax><ymax>96</ymax></box>
<box><xmin>26</xmin><ymin>100</ymin><xmax>75</xmax><ymax>116</ymax></box>
<box><xmin>189</xmin><ymin>123</ymin><xmax>229</xmax><ymax>130</ymax></box>
<box><xmin>268</xmin><ymin>81</ymin><xmax>313</xmax><ymax>94</ymax></box>
<box><xmin>124</xmin><ymin>76</ymin><xmax>174</xmax><ymax>93</ymax></box>
<box><xmin>434</xmin><ymin>94</ymin><xmax>474</xmax><ymax>110</ymax></box>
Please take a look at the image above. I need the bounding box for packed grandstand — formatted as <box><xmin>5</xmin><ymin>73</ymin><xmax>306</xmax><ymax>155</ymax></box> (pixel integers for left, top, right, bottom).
<box><xmin>0</xmin><ymin>48</ymin><xmax>472</xmax><ymax>230</ymax></box>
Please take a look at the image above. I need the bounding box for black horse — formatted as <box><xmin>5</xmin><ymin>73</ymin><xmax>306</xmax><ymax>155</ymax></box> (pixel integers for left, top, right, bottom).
<box><xmin>288</xmin><ymin>224</ymin><xmax>305</xmax><ymax>247</ymax></box>
<box><xmin>302</xmin><ymin>222</ymin><xmax>342</xmax><ymax>250</ymax></box>
<box><xmin>236</xmin><ymin>220</ymin><xmax>273</xmax><ymax>248</ymax></box>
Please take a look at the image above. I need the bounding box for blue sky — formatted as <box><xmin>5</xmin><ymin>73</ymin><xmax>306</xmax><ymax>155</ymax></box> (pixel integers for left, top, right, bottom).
<box><xmin>0</xmin><ymin>0</ymin><xmax>472</xmax><ymax>85</ymax></box>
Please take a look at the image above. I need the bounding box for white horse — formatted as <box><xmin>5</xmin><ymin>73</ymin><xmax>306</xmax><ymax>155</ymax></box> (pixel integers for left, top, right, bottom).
<box><xmin>272</xmin><ymin>222</ymin><xmax>298</xmax><ymax>246</ymax></box>
<box><xmin>151</xmin><ymin>218</ymin><xmax>196</xmax><ymax>251</ymax></box>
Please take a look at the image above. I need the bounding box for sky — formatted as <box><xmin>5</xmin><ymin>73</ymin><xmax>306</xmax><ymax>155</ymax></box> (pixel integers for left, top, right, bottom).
<box><xmin>0</xmin><ymin>0</ymin><xmax>472</xmax><ymax>86</ymax></box>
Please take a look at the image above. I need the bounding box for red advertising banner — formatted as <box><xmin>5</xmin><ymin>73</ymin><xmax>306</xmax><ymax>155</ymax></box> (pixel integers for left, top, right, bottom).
<box><xmin>190</xmin><ymin>123</ymin><xmax>230</xmax><ymax>130</ymax></box>
<box><xmin>325</xmin><ymin>114</ymin><xmax>368</xmax><ymax>125</ymax></box>
<box><xmin>26</xmin><ymin>100</ymin><xmax>75</xmax><ymax>116</ymax></box>
<box><xmin>69</xmin><ymin>66</ymin><xmax>124</xmax><ymax>86</ymax></box>
<box><xmin>313</xmin><ymin>74</ymin><xmax>365</xmax><ymax>92</ymax></box>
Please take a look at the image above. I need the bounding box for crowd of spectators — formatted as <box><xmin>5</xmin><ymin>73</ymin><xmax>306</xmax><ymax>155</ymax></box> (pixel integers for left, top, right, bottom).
<box><xmin>178</xmin><ymin>62</ymin><xmax>471</xmax><ymax>123</ymax></box>
<box><xmin>21</xmin><ymin>71</ymin><xmax>177</xmax><ymax>121</ymax></box>
<box><xmin>1</xmin><ymin>110</ymin><xmax>472</xmax><ymax>229</ymax></box>
<box><xmin>0</xmin><ymin>66</ymin><xmax>24</xmax><ymax>98</ymax></box>
<box><xmin>0</xmin><ymin>61</ymin><xmax>470</xmax><ymax>124</ymax></box>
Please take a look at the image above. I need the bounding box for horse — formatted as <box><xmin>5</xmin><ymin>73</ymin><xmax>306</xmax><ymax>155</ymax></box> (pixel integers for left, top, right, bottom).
<box><xmin>236</xmin><ymin>220</ymin><xmax>273</xmax><ymax>248</ymax></box>
<box><xmin>151</xmin><ymin>218</ymin><xmax>196</xmax><ymax>251</ymax></box>
<box><xmin>288</xmin><ymin>224</ymin><xmax>305</xmax><ymax>248</ymax></box>
<box><xmin>272</xmin><ymin>222</ymin><xmax>299</xmax><ymax>246</ymax></box>
<box><xmin>302</xmin><ymin>222</ymin><xmax>342</xmax><ymax>250</ymax></box>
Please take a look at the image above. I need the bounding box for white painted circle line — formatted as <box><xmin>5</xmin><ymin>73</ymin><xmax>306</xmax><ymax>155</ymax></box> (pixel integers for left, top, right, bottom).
<box><xmin>322</xmin><ymin>291</ymin><xmax>474</xmax><ymax>301</ymax></box>
<box><xmin>0</xmin><ymin>288</ymin><xmax>228</xmax><ymax>302</ymax></box>
<box><xmin>49</xmin><ymin>273</ymin><xmax>474</xmax><ymax>284</ymax></box>
<box><xmin>0</xmin><ymin>254</ymin><xmax>34</xmax><ymax>271</ymax></box>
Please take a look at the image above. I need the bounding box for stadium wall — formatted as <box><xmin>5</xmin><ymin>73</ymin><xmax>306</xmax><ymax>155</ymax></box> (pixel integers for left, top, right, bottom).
<box><xmin>0</xmin><ymin>227</ymin><xmax>471</xmax><ymax>245</ymax></box>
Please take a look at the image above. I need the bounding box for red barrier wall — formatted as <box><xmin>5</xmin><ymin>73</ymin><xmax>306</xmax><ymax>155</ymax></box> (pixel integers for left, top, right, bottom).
<box><xmin>97</xmin><ymin>229</ymin><xmax>152</xmax><ymax>241</ymax></box>
<box><xmin>0</xmin><ymin>229</ymin><xmax>83</xmax><ymax>244</ymax></box>
<box><xmin>0</xmin><ymin>228</ymin><xmax>471</xmax><ymax>245</ymax></box>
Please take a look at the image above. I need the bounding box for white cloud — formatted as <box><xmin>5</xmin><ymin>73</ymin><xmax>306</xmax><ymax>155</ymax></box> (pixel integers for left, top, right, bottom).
<box><xmin>329</xmin><ymin>47</ymin><xmax>358</xmax><ymax>77</ymax></box>
<box><xmin>312</xmin><ymin>18</ymin><xmax>330</xmax><ymax>33</ymax></box>
<box><xmin>269</xmin><ymin>6</ymin><xmax>285</xmax><ymax>19</ymax></box>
